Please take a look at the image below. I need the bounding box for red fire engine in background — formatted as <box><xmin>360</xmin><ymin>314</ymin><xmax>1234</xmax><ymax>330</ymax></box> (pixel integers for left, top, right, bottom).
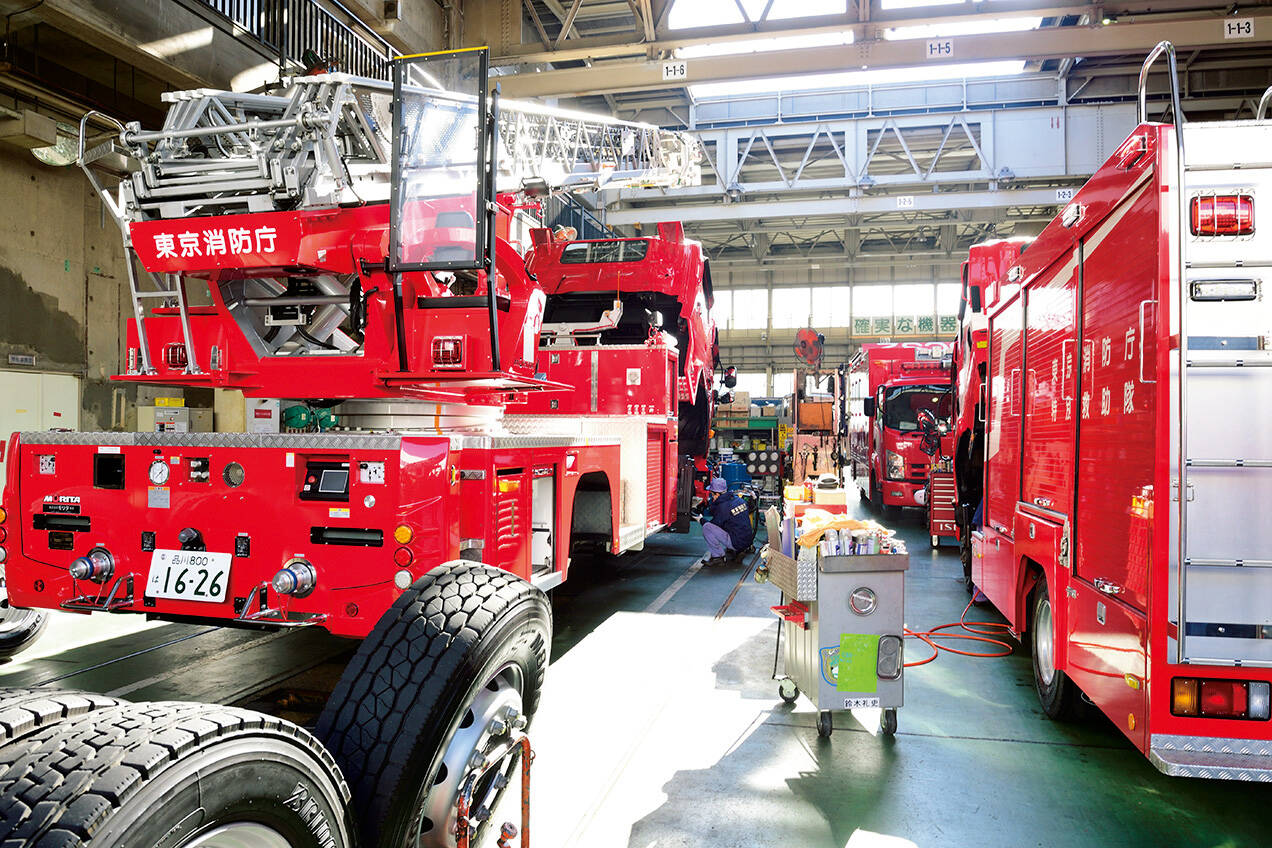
<box><xmin>950</xmin><ymin>42</ymin><xmax>1272</xmax><ymax>779</ymax></box>
<box><xmin>847</xmin><ymin>342</ymin><xmax>953</xmax><ymax>514</ymax></box>
<box><xmin>0</xmin><ymin>49</ymin><xmax>718</xmax><ymax>844</ymax></box>
<box><xmin>948</xmin><ymin>237</ymin><xmax>1031</xmax><ymax>580</ymax></box>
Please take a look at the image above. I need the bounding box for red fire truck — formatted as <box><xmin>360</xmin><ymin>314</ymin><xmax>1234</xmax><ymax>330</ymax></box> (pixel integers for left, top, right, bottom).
<box><xmin>950</xmin><ymin>42</ymin><xmax>1272</xmax><ymax>778</ymax></box>
<box><xmin>948</xmin><ymin>238</ymin><xmax>1030</xmax><ymax>580</ymax></box>
<box><xmin>848</xmin><ymin>342</ymin><xmax>953</xmax><ymax>513</ymax></box>
<box><xmin>0</xmin><ymin>49</ymin><xmax>713</xmax><ymax>844</ymax></box>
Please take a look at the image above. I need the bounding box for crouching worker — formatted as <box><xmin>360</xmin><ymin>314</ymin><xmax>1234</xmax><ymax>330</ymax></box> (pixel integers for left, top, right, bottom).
<box><xmin>700</xmin><ymin>478</ymin><xmax>755</xmax><ymax>566</ymax></box>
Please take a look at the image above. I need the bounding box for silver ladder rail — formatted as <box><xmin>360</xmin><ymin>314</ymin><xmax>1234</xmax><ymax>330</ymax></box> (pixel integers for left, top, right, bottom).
<box><xmin>1137</xmin><ymin>41</ymin><xmax>1191</xmax><ymax>665</ymax></box>
<box><xmin>79</xmin><ymin>111</ymin><xmax>200</xmax><ymax>376</ymax></box>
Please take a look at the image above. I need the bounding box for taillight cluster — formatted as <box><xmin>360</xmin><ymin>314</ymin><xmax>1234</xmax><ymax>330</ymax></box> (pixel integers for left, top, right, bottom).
<box><xmin>1172</xmin><ymin>677</ymin><xmax>1271</xmax><ymax>720</ymax></box>
<box><xmin>431</xmin><ymin>336</ymin><xmax>464</xmax><ymax>369</ymax></box>
<box><xmin>1190</xmin><ymin>195</ymin><xmax>1254</xmax><ymax>236</ymax></box>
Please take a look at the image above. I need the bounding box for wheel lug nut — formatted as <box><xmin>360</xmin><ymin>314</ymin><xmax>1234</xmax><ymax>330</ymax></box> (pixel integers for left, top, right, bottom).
<box><xmin>489</xmin><ymin>718</ymin><xmax>508</xmax><ymax>736</ymax></box>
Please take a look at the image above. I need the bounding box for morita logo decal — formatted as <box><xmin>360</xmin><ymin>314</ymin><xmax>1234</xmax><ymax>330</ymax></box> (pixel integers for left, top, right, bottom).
<box><xmin>43</xmin><ymin>495</ymin><xmax>80</xmax><ymax>504</ymax></box>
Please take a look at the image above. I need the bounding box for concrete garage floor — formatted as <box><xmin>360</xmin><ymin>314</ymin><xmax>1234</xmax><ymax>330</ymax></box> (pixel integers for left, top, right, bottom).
<box><xmin>2</xmin><ymin>501</ymin><xmax>1270</xmax><ymax>847</ymax></box>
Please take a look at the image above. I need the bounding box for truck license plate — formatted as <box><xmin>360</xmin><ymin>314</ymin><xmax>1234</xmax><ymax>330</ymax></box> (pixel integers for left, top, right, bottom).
<box><xmin>146</xmin><ymin>549</ymin><xmax>231</xmax><ymax>603</ymax></box>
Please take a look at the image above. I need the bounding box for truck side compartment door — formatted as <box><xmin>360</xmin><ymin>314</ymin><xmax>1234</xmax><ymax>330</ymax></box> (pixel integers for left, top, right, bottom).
<box><xmin>1068</xmin><ymin>184</ymin><xmax>1157</xmax><ymax>748</ymax></box>
<box><xmin>978</xmin><ymin>296</ymin><xmax>1023</xmax><ymax>617</ymax></box>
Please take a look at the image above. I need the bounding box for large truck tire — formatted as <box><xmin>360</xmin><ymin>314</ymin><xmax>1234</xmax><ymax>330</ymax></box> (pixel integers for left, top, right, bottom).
<box><xmin>0</xmin><ymin>687</ymin><xmax>123</xmax><ymax>748</ymax></box>
<box><xmin>0</xmin><ymin>567</ymin><xmax>48</xmax><ymax>659</ymax></box>
<box><xmin>960</xmin><ymin>533</ymin><xmax>974</xmax><ymax>594</ymax></box>
<box><xmin>1031</xmin><ymin>579</ymin><xmax>1082</xmax><ymax>721</ymax></box>
<box><xmin>0</xmin><ymin>701</ymin><xmax>355</xmax><ymax>847</ymax></box>
<box><xmin>316</xmin><ymin>562</ymin><xmax>551</xmax><ymax>848</ymax></box>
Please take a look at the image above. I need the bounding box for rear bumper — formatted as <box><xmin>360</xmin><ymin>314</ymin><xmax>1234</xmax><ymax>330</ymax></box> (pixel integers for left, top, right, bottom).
<box><xmin>1150</xmin><ymin>734</ymin><xmax>1272</xmax><ymax>781</ymax></box>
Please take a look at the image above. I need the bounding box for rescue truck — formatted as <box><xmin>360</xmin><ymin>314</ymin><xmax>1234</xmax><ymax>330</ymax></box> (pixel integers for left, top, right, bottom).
<box><xmin>0</xmin><ymin>48</ymin><xmax>713</xmax><ymax>845</ymax></box>
<box><xmin>950</xmin><ymin>42</ymin><xmax>1272</xmax><ymax>779</ymax></box>
<box><xmin>847</xmin><ymin>342</ymin><xmax>953</xmax><ymax>513</ymax></box>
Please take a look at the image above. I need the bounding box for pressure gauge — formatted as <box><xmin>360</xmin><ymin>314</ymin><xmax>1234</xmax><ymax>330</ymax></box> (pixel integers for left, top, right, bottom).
<box><xmin>849</xmin><ymin>586</ymin><xmax>877</xmax><ymax>616</ymax></box>
<box><xmin>148</xmin><ymin>460</ymin><xmax>170</xmax><ymax>485</ymax></box>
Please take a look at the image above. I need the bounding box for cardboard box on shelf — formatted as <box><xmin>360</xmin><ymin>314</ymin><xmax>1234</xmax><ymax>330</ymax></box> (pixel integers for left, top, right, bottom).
<box><xmin>760</xmin><ymin>406</ymin><xmax>777</xmax><ymax>417</ymax></box>
<box><xmin>749</xmin><ymin>404</ymin><xmax>762</xmax><ymax>417</ymax></box>
<box><xmin>732</xmin><ymin>391</ymin><xmax>750</xmax><ymax>407</ymax></box>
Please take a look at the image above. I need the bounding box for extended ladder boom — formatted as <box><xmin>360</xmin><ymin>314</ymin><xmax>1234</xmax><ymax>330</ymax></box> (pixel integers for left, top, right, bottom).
<box><xmin>82</xmin><ymin>73</ymin><xmax>700</xmax><ymax>224</ymax></box>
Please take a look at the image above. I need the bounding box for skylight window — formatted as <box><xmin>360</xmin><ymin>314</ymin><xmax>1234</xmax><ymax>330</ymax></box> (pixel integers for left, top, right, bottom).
<box><xmin>879</xmin><ymin>0</ymin><xmax>963</xmax><ymax>9</ymax></box>
<box><xmin>884</xmin><ymin>17</ymin><xmax>1042</xmax><ymax>40</ymax></box>
<box><xmin>678</xmin><ymin>30</ymin><xmax>853</xmax><ymax>59</ymax></box>
<box><xmin>669</xmin><ymin>0</ymin><xmax>847</xmax><ymax>29</ymax></box>
<box><xmin>690</xmin><ymin>60</ymin><xmax>1027</xmax><ymax>99</ymax></box>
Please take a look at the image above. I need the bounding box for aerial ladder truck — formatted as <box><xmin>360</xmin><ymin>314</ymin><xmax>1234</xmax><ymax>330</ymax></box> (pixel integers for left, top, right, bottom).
<box><xmin>0</xmin><ymin>48</ymin><xmax>710</xmax><ymax>846</ymax></box>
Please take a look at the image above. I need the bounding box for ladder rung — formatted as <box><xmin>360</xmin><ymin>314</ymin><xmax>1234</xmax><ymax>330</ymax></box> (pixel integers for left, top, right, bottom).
<box><xmin>1186</xmin><ymin>558</ymin><xmax>1272</xmax><ymax>567</ymax></box>
<box><xmin>1187</xmin><ymin>260</ymin><xmax>1272</xmax><ymax>269</ymax></box>
<box><xmin>135</xmin><ymin>291</ymin><xmax>178</xmax><ymax>299</ymax></box>
<box><xmin>1179</xmin><ymin>656</ymin><xmax>1272</xmax><ymax>668</ymax></box>
<box><xmin>1187</xmin><ymin>458</ymin><xmax>1272</xmax><ymax>467</ymax></box>
<box><xmin>1185</xmin><ymin>162</ymin><xmax>1272</xmax><ymax>171</ymax></box>
<box><xmin>1180</xmin><ymin>361</ymin><xmax>1272</xmax><ymax>368</ymax></box>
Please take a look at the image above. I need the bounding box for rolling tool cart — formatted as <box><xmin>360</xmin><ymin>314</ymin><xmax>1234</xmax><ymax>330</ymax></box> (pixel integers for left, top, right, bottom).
<box><xmin>762</xmin><ymin>510</ymin><xmax>908</xmax><ymax>737</ymax></box>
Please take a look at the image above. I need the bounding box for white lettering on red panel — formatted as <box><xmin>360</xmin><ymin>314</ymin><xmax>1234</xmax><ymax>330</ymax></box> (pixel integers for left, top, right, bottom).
<box><xmin>154</xmin><ymin>225</ymin><xmax>277</xmax><ymax>259</ymax></box>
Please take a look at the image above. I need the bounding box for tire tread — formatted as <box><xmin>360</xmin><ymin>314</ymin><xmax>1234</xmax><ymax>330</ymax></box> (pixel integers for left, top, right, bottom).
<box><xmin>0</xmin><ymin>701</ymin><xmax>350</xmax><ymax>847</ymax></box>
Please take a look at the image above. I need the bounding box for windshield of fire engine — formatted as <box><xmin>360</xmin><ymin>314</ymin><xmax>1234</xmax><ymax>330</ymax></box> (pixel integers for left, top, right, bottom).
<box><xmin>390</xmin><ymin>50</ymin><xmax>486</xmax><ymax>271</ymax></box>
<box><xmin>559</xmin><ymin>240</ymin><xmax>649</xmax><ymax>263</ymax></box>
<box><xmin>883</xmin><ymin>384</ymin><xmax>950</xmax><ymax>432</ymax></box>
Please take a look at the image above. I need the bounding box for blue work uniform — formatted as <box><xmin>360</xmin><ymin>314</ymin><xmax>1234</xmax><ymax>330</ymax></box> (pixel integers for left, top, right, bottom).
<box><xmin>704</xmin><ymin>492</ymin><xmax>755</xmax><ymax>553</ymax></box>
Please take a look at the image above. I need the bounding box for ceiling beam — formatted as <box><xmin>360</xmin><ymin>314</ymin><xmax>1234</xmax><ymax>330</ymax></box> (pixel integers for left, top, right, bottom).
<box><xmin>608</xmin><ymin>186</ymin><xmax>1068</xmax><ymax>225</ymax></box>
<box><xmin>491</xmin><ymin>0</ymin><xmax>1212</xmax><ymax>65</ymax></box>
<box><xmin>495</xmin><ymin>9</ymin><xmax>1272</xmax><ymax>98</ymax></box>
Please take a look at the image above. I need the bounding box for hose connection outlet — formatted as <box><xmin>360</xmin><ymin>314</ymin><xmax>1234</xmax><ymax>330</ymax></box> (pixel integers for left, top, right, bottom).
<box><xmin>69</xmin><ymin>547</ymin><xmax>115</xmax><ymax>582</ymax></box>
<box><xmin>271</xmin><ymin>558</ymin><xmax>317</xmax><ymax>598</ymax></box>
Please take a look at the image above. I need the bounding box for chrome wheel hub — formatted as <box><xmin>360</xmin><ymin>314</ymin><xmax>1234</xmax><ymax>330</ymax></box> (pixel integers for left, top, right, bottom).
<box><xmin>186</xmin><ymin>823</ymin><xmax>295</xmax><ymax>848</ymax></box>
<box><xmin>410</xmin><ymin>667</ymin><xmax>525</xmax><ymax>848</ymax></box>
<box><xmin>0</xmin><ymin>566</ymin><xmax>41</xmax><ymax>637</ymax></box>
<box><xmin>1036</xmin><ymin>597</ymin><xmax>1056</xmax><ymax>686</ymax></box>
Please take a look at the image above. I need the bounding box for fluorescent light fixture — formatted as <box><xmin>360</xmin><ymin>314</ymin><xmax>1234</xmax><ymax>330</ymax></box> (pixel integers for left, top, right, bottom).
<box><xmin>884</xmin><ymin>17</ymin><xmax>1042</xmax><ymax>40</ymax></box>
<box><xmin>690</xmin><ymin>60</ymin><xmax>1027</xmax><ymax>98</ymax></box>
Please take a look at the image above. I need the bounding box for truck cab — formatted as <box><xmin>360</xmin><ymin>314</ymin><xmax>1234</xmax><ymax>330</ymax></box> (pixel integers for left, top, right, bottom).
<box><xmin>950</xmin><ymin>239</ymin><xmax>1031</xmax><ymax>579</ymax></box>
<box><xmin>849</xmin><ymin>343</ymin><xmax>953</xmax><ymax>511</ymax></box>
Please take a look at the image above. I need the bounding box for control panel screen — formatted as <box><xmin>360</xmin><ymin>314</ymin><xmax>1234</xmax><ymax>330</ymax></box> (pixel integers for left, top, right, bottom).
<box><xmin>300</xmin><ymin>460</ymin><xmax>351</xmax><ymax>501</ymax></box>
<box><xmin>319</xmin><ymin>469</ymin><xmax>349</xmax><ymax>494</ymax></box>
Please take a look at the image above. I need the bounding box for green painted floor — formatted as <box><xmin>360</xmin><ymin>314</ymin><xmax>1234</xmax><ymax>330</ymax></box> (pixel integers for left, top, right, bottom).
<box><xmin>4</xmin><ymin>500</ymin><xmax>1270</xmax><ymax>847</ymax></box>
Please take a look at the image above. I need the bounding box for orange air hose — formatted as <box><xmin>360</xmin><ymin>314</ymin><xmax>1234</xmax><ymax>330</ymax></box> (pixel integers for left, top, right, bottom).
<box><xmin>903</xmin><ymin>595</ymin><xmax>1015</xmax><ymax>667</ymax></box>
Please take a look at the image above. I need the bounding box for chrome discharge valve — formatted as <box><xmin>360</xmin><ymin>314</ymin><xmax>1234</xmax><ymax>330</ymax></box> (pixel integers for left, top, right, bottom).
<box><xmin>69</xmin><ymin>547</ymin><xmax>115</xmax><ymax>583</ymax></box>
<box><xmin>271</xmin><ymin>558</ymin><xmax>317</xmax><ymax>598</ymax></box>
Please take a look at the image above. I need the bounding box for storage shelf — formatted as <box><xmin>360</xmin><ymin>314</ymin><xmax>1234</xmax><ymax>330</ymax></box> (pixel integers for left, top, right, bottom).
<box><xmin>712</xmin><ymin>417</ymin><xmax>780</xmax><ymax>430</ymax></box>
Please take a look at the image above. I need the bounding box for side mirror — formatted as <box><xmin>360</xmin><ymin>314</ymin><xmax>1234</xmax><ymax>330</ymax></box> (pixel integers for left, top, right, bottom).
<box><xmin>917</xmin><ymin>408</ymin><xmax>937</xmax><ymax>435</ymax></box>
<box><xmin>862</xmin><ymin>397</ymin><xmax>876</xmax><ymax>418</ymax></box>
<box><xmin>716</xmin><ymin>390</ymin><xmax>734</xmax><ymax>405</ymax></box>
<box><xmin>723</xmin><ymin>366</ymin><xmax>738</xmax><ymax>389</ymax></box>
<box><xmin>919</xmin><ymin>432</ymin><xmax>941</xmax><ymax>457</ymax></box>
